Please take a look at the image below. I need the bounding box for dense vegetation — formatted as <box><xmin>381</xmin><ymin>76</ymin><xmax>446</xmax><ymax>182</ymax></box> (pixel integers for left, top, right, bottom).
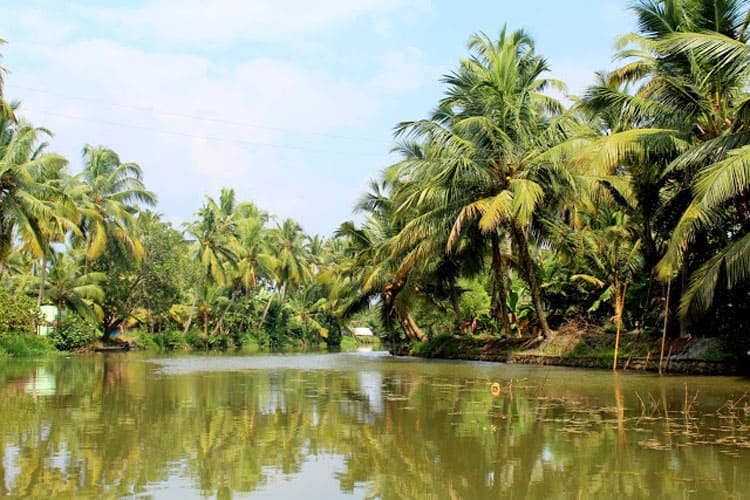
<box><xmin>1</xmin><ymin>0</ymin><xmax>749</xmax><ymax>361</ymax></box>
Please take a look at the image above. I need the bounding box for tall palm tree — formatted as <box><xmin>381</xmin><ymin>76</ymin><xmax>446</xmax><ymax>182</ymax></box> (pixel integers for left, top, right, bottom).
<box><xmin>600</xmin><ymin>0</ymin><xmax>750</xmax><ymax>327</ymax></box>
<box><xmin>38</xmin><ymin>251</ymin><xmax>106</xmax><ymax>327</ymax></box>
<box><xmin>270</xmin><ymin>218</ymin><xmax>311</xmax><ymax>304</ymax></box>
<box><xmin>76</xmin><ymin>145</ymin><xmax>157</xmax><ymax>265</ymax></box>
<box><xmin>394</xmin><ymin>29</ymin><xmax>568</xmax><ymax>338</ymax></box>
<box><xmin>0</xmin><ymin>117</ymin><xmax>68</xmax><ymax>280</ymax></box>
<box><xmin>337</xmin><ymin>179</ymin><xmax>427</xmax><ymax>342</ymax></box>
<box><xmin>182</xmin><ymin>189</ymin><xmax>240</xmax><ymax>334</ymax></box>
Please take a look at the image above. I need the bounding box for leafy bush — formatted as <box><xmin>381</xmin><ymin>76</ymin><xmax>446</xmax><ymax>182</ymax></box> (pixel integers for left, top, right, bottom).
<box><xmin>151</xmin><ymin>330</ymin><xmax>187</xmax><ymax>351</ymax></box>
<box><xmin>49</xmin><ymin>315</ymin><xmax>100</xmax><ymax>351</ymax></box>
<box><xmin>0</xmin><ymin>333</ymin><xmax>55</xmax><ymax>357</ymax></box>
<box><xmin>0</xmin><ymin>289</ymin><xmax>41</xmax><ymax>336</ymax></box>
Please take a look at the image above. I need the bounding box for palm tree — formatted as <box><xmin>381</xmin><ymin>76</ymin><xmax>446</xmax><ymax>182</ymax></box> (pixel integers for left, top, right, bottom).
<box><xmin>182</xmin><ymin>189</ymin><xmax>240</xmax><ymax>334</ymax></box>
<box><xmin>569</xmin><ymin>210</ymin><xmax>644</xmax><ymax>370</ymax></box>
<box><xmin>394</xmin><ymin>29</ymin><xmax>568</xmax><ymax>338</ymax></box>
<box><xmin>600</xmin><ymin>0</ymin><xmax>750</xmax><ymax>328</ymax></box>
<box><xmin>38</xmin><ymin>251</ymin><xmax>106</xmax><ymax>327</ymax></box>
<box><xmin>269</xmin><ymin>218</ymin><xmax>311</xmax><ymax>304</ymax></box>
<box><xmin>0</xmin><ymin>117</ymin><xmax>68</xmax><ymax>280</ymax></box>
<box><xmin>337</xmin><ymin>179</ymin><xmax>427</xmax><ymax>342</ymax></box>
<box><xmin>76</xmin><ymin>145</ymin><xmax>157</xmax><ymax>265</ymax></box>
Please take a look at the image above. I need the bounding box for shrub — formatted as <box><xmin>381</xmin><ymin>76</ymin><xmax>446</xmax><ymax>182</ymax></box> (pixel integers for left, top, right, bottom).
<box><xmin>0</xmin><ymin>289</ymin><xmax>41</xmax><ymax>336</ymax></box>
<box><xmin>0</xmin><ymin>333</ymin><xmax>55</xmax><ymax>357</ymax></box>
<box><xmin>49</xmin><ymin>315</ymin><xmax>100</xmax><ymax>351</ymax></box>
<box><xmin>151</xmin><ymin>330</ymin><xmax>187</xmax><ymax>351</ymax></box>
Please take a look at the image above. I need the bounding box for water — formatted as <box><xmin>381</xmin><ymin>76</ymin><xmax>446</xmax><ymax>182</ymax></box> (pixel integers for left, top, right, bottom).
<box><xmin>0</xmin><ymin>351</ymin><xmax>748</xmax><ymax>499</ymax></box>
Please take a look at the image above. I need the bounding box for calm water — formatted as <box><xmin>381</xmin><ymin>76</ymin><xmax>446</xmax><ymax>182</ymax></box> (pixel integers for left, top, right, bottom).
<box><xmin>0</xmin><ymin>351</ymin><xmax>749</xmax><ymax>499</ymax></box>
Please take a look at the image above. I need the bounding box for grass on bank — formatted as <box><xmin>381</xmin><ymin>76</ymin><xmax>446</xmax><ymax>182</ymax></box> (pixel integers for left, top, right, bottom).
<box><xmin>0</xmin><ymin>333</ymin><xmax>58</xmax><ymax>358</ymax></box>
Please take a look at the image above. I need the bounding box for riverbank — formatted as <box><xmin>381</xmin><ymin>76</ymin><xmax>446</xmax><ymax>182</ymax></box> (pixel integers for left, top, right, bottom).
<box><xmin>409</xmin><ymin>321</ymin><xmax>750</xmax><ymax>375</ymax></box>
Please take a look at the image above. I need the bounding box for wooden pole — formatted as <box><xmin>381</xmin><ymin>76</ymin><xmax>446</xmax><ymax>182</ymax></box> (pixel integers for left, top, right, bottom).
<box><xmin>659</xmin><ymin>280</ymin><xmax>671</xmax><ymax>375</ymax></box>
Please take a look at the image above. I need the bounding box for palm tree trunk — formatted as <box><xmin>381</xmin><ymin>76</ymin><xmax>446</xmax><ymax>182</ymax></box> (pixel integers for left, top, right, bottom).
<box><xmin>659</xmin><ymin>280</ymin><xmax>671</xmax><ymax>375</ymax></box>
<box><xmin>511</xmin><ymin>224</ymin><xmax>551</xmax><ymax>338</ymax></box>
<box><xmin>36</xmin><ymin>253</ymin><xmax>48</xmax><ymax>308</ymax></box>
<box><xmin>0</xmin><ymin>261</ymin><xmax>5</xmax><ymax>281</ymax></box>
<box><xmin>57</xmin><ymin>300</ymin><xmax>64</xmax><ymax>329</ymax></box>
<box><xmin>449</xmin><ymin>280</ymin><xmax>464</xmax><ymax>326</ymax></box>
<box><xmin>491</xmin><ymin>233</ymin><xmax>513</xmax><ymax>337</ymax></box>
<box><xmin>257</xmin><ymin>291</ymin><xmax>276</xmax><ymax>331</ymax></box>
<box><xmin>212</xmin><ymin>291</ymin><xmax>237</xmax><ymax>336</ymax></box>
<box><xmin>612</xmin><ymin>282</ymin><xmax>627</xmax><ymax>371</ymax></box>
<box><xmin>397</xmin><ymin>309</ymin><xmax>426</xmax><ymax>341</ymax></box>
<box><xmin>183</xmin><ymin>275</ymin><xmax>205</xmax><ymax>335</ymax></box>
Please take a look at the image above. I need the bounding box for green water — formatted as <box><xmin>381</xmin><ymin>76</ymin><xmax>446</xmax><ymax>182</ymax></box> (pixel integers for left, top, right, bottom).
<box><xmin>0</xmin><ymin>351</ymin><xmax>748</xmax><ymax>499</ymax></box>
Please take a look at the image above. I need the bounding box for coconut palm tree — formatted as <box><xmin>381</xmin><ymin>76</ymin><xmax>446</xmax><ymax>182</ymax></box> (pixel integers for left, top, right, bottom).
<box><xmin>599</xmin><ymin>0</ymin><xmax>750</xmax><ymax>327</ymax></box>
<box><xmin>75</xmin><ymin>145</ymin><xmax>157</xmax><ymax>265</ymax></box>
<box><xmin>182</xmin><ymin>189</ymin><xmax>240</xmax><ymax>334</ymax></box>
<box><xmin>269</xmin><ymin>218</ymin><xmax>311</xmax><ymax>304</ymax></box>
<box><xmin>0</xmin><ymin>117</ymin><xmax>68</xmax><ymax>280</ymax></box>
<box><xmin>337</xmin><ymin>179</ymin><xmax>427</xmax><ymax>342</ymax></box>
<box><xmin>394</xmin><ymin>28</ymin><xmax>569</xmax><ymax>338</ymax></box>
<box><xmin>38</xmin><ymin>251</ymin><xmax>106</xmax><ymax>327</ymax></box>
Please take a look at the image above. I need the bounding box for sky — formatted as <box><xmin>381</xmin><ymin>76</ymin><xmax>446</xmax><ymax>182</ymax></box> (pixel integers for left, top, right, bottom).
<box><xmin>0</xmin><ymin>1</ymin><xmax>636</xmax><ymax>236</ymax></box>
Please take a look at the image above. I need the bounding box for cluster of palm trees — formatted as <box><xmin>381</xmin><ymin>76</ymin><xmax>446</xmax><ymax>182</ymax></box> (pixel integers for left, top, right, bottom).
<box><xmin>178</xmin><ymin>188</ymin><xmax>348</xmax><ymax>345</ymax></box>
<box><xmin>0</xmin><ymin>46</ymin><xmax>348</xmax><ymax>344</ymax></box>
<box><xmin>3</xmin><ymin>0</ymin><xmax>750</xmax><ymax>350</ymax></box>
<box><xmin>336</xmin><ymin>0</ymin><xmax>750</xmax><ymax>346</ymax></box>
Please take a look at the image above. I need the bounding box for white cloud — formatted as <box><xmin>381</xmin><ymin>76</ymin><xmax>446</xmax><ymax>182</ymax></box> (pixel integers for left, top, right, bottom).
<box><xmin>90</xmin><ymin>0</ymin><xmax>424</xmax><ymax>46</ymax></box>
<box><xmin>4</xmin><ymin>32</ymin><xmax>385</xmax><ymax>234</ymax></box>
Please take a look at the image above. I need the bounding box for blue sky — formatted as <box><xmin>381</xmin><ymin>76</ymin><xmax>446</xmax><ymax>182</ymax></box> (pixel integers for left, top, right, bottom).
<box><xmin>0</xmin><ymin>1</ymin><xmax>635</xmax><ymax>236</ymax></box>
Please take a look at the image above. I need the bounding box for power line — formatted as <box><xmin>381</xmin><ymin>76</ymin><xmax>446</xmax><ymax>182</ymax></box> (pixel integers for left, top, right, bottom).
<box><xmin>23</xmin><ymin>106</ymin><xmax>392</xmax><ymax>159</ymax></box>
<box><xmin>12</xmin><ymin>85</ymin><xmax>393</xmax><ymax>145</ymax></box>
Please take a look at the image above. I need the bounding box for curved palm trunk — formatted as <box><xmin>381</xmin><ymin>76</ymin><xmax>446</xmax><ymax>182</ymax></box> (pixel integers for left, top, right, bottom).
<box><xmin>491</xmin><ymin>233</ymin><xmax>513</xmax><ymax>337</ymax></box>
<box><xmin>36</xmin><ymin>253</ymin><xmax>48</xmax><ymax>308</ymax></box>
<box><xmin>396</xmin><ymin>309</ymin><xmax>426</xmax><ymax>342</ymax></box>
<box><xmin>183</xmin><ymin>274</ymin><xmax>206</xmax><ymax>335</ymax></box>
<box><xmin>212</xmin><ymin>291</ymin><xmax>238</xmax><ymax>336</ymax></box>
<box><xmin>511</xmin><ymin>224</ymin><xmax>551</xmax><ymax>338</ymax></box>
<box><xmin>257</xmin><ymin>291</ymin><xmax>276</xmax><ymax>331</ymax></box>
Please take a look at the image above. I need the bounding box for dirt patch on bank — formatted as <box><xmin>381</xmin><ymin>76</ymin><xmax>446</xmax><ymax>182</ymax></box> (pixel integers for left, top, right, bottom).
<box><xmin>410</xmin><ymin>318</ymin><xmax>750</xmax><ymax>375</ymax></box>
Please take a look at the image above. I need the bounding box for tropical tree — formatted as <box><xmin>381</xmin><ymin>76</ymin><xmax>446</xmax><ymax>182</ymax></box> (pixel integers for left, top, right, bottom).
<box><xmin>394</xmin><ymin>28</ymin><xmax>569</xmax><ymax>338</ymax></box>
<box><xmin>569</xmin><ymin>210</ymin><xmax>644</xmax><ymax>369</ymax></box>
<box><xmin>37</xmin><ymin>251</ymin><xmax>106</xmax><ymax>327</ymax></box>
<box><xmin>182</xmin><ymin>189</ymin><xmax>239</xmax><ymax>334</ymax></box>
<box><xmin>269</xmin><ymin>218</ymin><xmax>311</xmax><ymax>304</ymax></box>
<box><xmin>337</xmin><ymin>179</ymin><xmax>427</xmax><ymax>342</ymax></box>
<box><xmin>601</xmin><ymin>0</ymin><xmax>750</xmax><ymax>331</ymax></box>
<box><xmin>0</xmin><ymin>117</ymin><xmax>68</xmax><ymax>280</ymax></box>
<box><xmin>75</xmin><ymin>145</ymin><xmax>157</xmax><ymax>265</ymax></box>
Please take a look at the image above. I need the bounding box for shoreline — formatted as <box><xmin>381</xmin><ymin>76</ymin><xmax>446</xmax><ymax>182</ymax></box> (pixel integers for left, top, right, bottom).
<box><xmin>405</xmin><ymin>331</ymin><xmax>750</xmax><ymax>376</ymax></box>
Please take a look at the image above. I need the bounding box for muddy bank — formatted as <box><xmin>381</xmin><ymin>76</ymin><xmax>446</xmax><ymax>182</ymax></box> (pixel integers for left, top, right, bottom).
<box><xmin>407</xmin><ymin>324</ymin><xmax>750</xmax><ymax>375</ymax></box>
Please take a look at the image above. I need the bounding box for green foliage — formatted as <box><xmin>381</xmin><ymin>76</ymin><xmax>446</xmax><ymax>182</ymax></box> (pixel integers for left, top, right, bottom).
<box><xmin>150</xmin><ymin>330</ymin><xmax>187</xmax><ymax>351</ymax></box>
<box><xmin>0</xmin><ymin>289</ymin><xmax>41</xmax><ymax>335</ymax></box>
<box><xmin>340</xmin><ymin>335</ymin><xmax>357</xmax><ymax>351</ymax></box>
<box><xmin>0</xmin><ymin>333</ymin><xmax>55</xmax><ymax>357</ymax></box>
<box><xmin>259</xmin><ymin>298</ymin><xmax>291</xmax><ymax>349</ymax></box>
<box><xmin>457</xmin><ymin>278</ymin><xmax>491</xmax><ymax>321</ymax></box>
<box><xmin>48</xmin><ymin>315</ymin><xmax>100</xmax><ymax>351</ymax></box>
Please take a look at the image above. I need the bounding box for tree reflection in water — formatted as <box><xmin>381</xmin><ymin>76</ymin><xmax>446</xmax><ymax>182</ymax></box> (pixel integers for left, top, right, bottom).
<box><xmin>0</xmin><ymin>354</ymin><xmax>748</xmax><ymax>499</ymax></box>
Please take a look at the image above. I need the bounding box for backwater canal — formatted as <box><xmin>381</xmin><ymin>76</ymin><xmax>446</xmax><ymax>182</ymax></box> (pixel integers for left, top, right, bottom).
<box><xmin>1</xmin><ymin>350</ymin><xmax>748</xmax><ymax>498</ymax></box>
